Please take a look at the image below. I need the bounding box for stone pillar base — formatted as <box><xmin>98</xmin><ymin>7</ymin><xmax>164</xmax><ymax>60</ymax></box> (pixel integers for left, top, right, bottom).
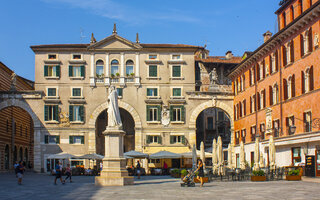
<box><xmin>95</xmin><ymin>176</ymin><xmax>134</xmax><ymax>186</ymax></box>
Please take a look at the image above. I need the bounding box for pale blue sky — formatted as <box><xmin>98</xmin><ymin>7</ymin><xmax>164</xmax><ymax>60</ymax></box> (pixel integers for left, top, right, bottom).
<box><xmin>0</xmin><ymin>0</ymin><xmax>279</xmax><ymax>81</ymax></box>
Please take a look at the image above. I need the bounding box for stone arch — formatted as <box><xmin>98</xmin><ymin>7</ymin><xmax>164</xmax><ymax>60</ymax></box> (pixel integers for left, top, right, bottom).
<box><xmin>189</xmin><ymin>100</ymin><xmax>234</xmax><ymax>130</ymax></box>
<box><xmin>88</xmin><ymin>101</ymin><xmax>142</xmax><ymax>129</ymax></box>
<box><xmin>0</xmin><ymin>99</ymin><xmax>41</xmax><ymax>128</ymax></box>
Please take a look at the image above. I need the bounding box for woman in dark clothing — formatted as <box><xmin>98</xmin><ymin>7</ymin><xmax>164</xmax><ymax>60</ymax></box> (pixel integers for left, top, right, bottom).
<box><xmin>197</xmin><ymin>159</ymin><xmax>204</xmax><ymax>187</ymax></box>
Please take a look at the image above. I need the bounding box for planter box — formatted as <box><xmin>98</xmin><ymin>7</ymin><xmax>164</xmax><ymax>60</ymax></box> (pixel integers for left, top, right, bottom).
<box><xmin>251</xmin><ymin>176</ymin><xmax>266</xmax><ymax>181</ymax></box>
<box><xmin>194</xmin><ymin>177</ymin><xmax>209</xmax><ymax>183</ymax></box>
<box><xmin>286</xmin><ymin>175</ymin><xmax>301</xmax><ymax>181</ymax></box>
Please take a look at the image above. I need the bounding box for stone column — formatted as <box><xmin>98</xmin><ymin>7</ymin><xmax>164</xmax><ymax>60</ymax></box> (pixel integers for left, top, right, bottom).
<box><xmin>95</xmin><ymin>127</ymin><xmax>134</xmax><ymax>186</ymax></box>
<box><xmin>135</xmin><ymin>52</ymin><xmax>140</xmax><ymax>86</ymax></box>
<box><xmin>33</xmin><ymin>127</ymin><xmax>42</xmax><ymax>172</ymax></box>
<box><xmin>90</xmin><ymin>53</ymin><xmax>95</xmax><ymax>87</ymax></box>
<box><xmin>105</xmin><ymin>53</ymin><xmax>110</xmax><ymax>86</ymax></box>
<box><xmin>120</xmin><ymin>53</ymin><xmax>125</xmax><ymax>86</ymax></box>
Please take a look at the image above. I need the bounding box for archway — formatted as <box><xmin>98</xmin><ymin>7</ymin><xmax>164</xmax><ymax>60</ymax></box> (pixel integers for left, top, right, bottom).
<box><xmin>95</xmin><ymin>108</ymin><xmax>135</xmax><ymax>156</ymax></box>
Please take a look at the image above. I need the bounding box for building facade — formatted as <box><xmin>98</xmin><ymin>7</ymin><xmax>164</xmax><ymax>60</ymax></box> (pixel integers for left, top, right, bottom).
<box><xmin>228</xmin><ymin>0</ymin><xmax>320</xmax><ymax>175</ymax></box>
<box><xmin>28</xmin><ymin>27</ymin><xmax>237</xmax><ymax>172</ymax></box>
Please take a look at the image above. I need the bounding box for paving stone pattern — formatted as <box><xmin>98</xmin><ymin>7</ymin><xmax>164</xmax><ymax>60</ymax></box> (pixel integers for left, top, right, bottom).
<box><xmin>1</xmin><ymin>173</ymin><xmax>320</xmax><ymax>200</ymax></box>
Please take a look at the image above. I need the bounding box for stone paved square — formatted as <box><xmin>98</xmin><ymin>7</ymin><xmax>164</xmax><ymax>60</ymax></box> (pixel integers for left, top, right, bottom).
<box><xmin>1</xmin><ymin>173</ymin><xmax>320</xmax><ymax>200</ymax></box>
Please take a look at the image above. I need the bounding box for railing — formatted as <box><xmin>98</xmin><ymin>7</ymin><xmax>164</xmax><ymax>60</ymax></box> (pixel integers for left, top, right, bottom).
<box><xmin>111</xmin><ymin>78</ymin><xmax>119</xmax><ymax>83</ymax></box>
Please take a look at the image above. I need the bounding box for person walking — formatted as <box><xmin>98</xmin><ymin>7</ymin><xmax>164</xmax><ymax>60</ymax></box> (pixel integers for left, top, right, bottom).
<box><xmin>17</xmin><ymin>161</ymin><xmax>25</xmax><ymax>185</ymax></box>
<box><xmin>64</xmin><ymin>164</ymin><xmax>72</xmax><ymax>183</ymax></box>
<box><xmin>14</xmin><ymin>161</ymin><xmax>19</xmax><ymax>178</ymax></box>
<box><xmin>136</xmin><ymin>160</ymin><xmax>141</xmax><ymax>179</ymax></box>
<box><xmin>197</xmin><ymin>159</ymin><xmax>205</xmax><ymax>187</ymax></box>
<box><xmin>54</xmin><ymin>161</ymin><xmax>65</xmax><ymax>185</ymax></box>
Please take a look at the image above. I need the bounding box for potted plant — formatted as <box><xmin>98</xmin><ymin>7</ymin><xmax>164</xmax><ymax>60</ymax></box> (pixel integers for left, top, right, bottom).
<box><xmin>180</xmin><ymin>169</ymin><xmax>188</xmax><ymax>179</ymax></box>
<box><xmin>116</xmin><ymin>72</ymin><xmax>120</xmax><ymax>77</ymax></box>
<box><xmin>286</xmin><ymin>169</ymin><xmax>301</xmax><ymax>181</ymax></box>
<box><xmin>251</xmin><ymin>170</ymin><xmax>266</xmax><ymax>181</ymax></box>
<box><xmin>170</xmin><ymin>169</ymin><xmax>180</xmax><ymax>178</ymax></box>
<box><xmin>130</xmin><ymin>72</ymin><xmax>135</xmax><ymax>77</ymax></box>
<box><xmin>111</xmin><ymin>74</ymin><xmax>115</xmax><ymax>78</ymax></box>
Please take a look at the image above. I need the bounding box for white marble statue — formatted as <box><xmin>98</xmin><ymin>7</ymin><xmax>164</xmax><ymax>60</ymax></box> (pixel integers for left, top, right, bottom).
<box><xmin>107</xmin><ymin>86</ymin><xmax>122</xmax><ymax>128</ymax></box>
<box><xmin>209</xmin><ymin>68</ymin><xmax>218</xmax><ymax>85</ymax></box>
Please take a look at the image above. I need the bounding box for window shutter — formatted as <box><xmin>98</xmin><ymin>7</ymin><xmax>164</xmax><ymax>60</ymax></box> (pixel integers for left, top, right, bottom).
<box><xmin>158</xmin><ymin>136</ymin><xmax>162</xmax><ymax>144</ymax></box>
<box><xmin>69</xmin><ymin>136</ymin><xmax>73</xmax><ymax>144</ymax></box>
<box><xmin>283</xmin><ymin>79</ymin><xmax>288</xmax><ymax>100</ymax></box>
<box><xmin>44</xmin><ymin>105</ymin><xmax>49</xmax><ymax>121</ymax></box>
<box><xmin>56</xmin><ymin>65</ymin><xmax>60</xmax><ymax>77</ymax></box>
<box><xmin>154</xmin><ymin>89</ymin><xmax>158</xmax><ymax>96</ymax></box>
<box><xmin>243</xmin><ymin>100</ymin><xmax>246</xmax><ymax>116</ymax></box>
<box><xmin>170</xmin><ymin>136</ymin><xmax>174</xmax><ymax>144</ymax></box>
<box><xmin>269</xmin><ymin>86</ymin><xmax>273</xmax><ymax>105</ymax></box>
<box><xmin>146</xmin><ymin>105</ymin><xmax>150</xmax><ymax>121</ymax></box>
<box><xmin>182</xmin><ymin>136</ymin><xmax>185</xmax><ymax>145</ymax></box>
<box><xmin>69</xmin><ymin>105</ymin><xmax>74</xmax><ymax>122</ymax></box>
<box><xmin>181</xmin><ymin>106</ymin><xmax>185</xmax><ymax>121</ymax></box>
<box><xmin>300</xmin><ymin>35</ymin><xmax>304</xmax><ymax>56</ymax></box>
<box><xmin>81</xmin><ymin>136</ymin><xmax>84</xmax><ymax>144</ymax></box>
<box><xmin>69</xmin><ymin>66</ymin><xmax>73</xmax><ymax>77</ymax></box>
<box><xmin>54</xmin><ymin>105</ymin><xmax>59</xmax><ymax>121</ymax></box>
<box><xmin>310</xmin><ymin>66</ymin><xmax>314</xmax><ymax>91</ymax></box>
<box><xmin>263</xmin><ymin>90</ymin><xmax>266</xmax><ymax>108</ymax></box>
<box><xmin>45</xmin><ymin>135</ymin><xmax>48</xmax><ymax>144</ymax></box>
<box><xmin>157</xmin><ymin>105</ymin><xmax>161</xmax><ymax>121</ymax></box>
<box><xmin>170</xmin><ymin>106</ymin><xmax>173</xmax><ymax>121</ymax></box>
<box><xmin>80</xmin><ymin>66</ymin><xmax>85</xmax><ymax>77</ymax></box>
<box><xmin>56</xmin><ymin>136</ymin><xmax>60</xmax><ymax>144</ymax></box>
<box><xmin>79</xmin><ymin>106</ymin><xmax>85</xmax><ymax>122</ymax></box>
<box><xmin>301</xmin><ymin>71</ymin><xmax>305</xmax><ymax>94</ymax></box>
<box><xmin>257</xmin><ymin>93</ymin><xmax>260</xmax><ymax>109</ymax></box>
<box><xmin>292</xmin><ymin>75</ymin><xmax>295</xmax><ymax>97</ymax></box>
<box><xmin>44</xmin><ymin>65</ymin><xmax>48</xmax><ymax>76</ymax></box>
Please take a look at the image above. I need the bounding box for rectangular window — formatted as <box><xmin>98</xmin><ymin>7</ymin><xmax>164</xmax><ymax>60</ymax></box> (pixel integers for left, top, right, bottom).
<box><xmin>70</xmin><ymin>160</ymin><xmax>84</xmax><ymax>168</ymax></box>
<box><xmin>72</xmin><ymin>88</ymin><xmax>81</xmax><ymax>97</ymax></box>
<box><xmin>69</xmin><ymin>136</ymin><xmax>84</xmax><ymax>144</ymax></box>
<box><xmin>172</xmin><ymin>54</ymin><xmax>181</xmax><ymax>60</ymax></box>
<box><xmin>69</xmin><ymin>105</ymin><xmax>84</xmax><ymax>122</ymax></box>
<box><xmin>146</xmin><ymin>105</ymin><xmax>161</xmax><ymax>122</ymax></box>
<box><xmin>170</xmin><ymin>135</ymin><xmax>185</xmax><ymax>144</ymax></box>
<box><xmin>126</xmin><ymin>66</ymin><xmax>134</xmax><ymax>76</ymax></box>
<box><xmin>147</xmin><ymin>88</ymin><xmax>158</xmax><ymax>97</ymax></box>
<box><xmin>149</xmin><ymin>54</ymin><xmax>157</xmax><ymax>60</ymax></box>
<box><xmin>146</xmin><ymin>135</ymin><xmax>161</xmax><ymax>144</ymax></box>
<box><xmin>304</xmin><ymin>111</ymin><xmax>312</xmax><ymax>132</ymax></box>
<box><xmin>96</xmin><ymin>66</ymin><xmax>104</xmax><ymax>76</ymax></box>
<box><xmin>45</xmin><ymin>135</ymin><xmax>60</xmax><ymax>144</ymax></box>
<box><xmin>44</xmin><ymin>105</ymin><xmax>58</xmax><ymax>121</ymax></box>
<box><xmin>69</xmin><ymin>66</ymin><xmax>85</xmax><ymax>78</ymax></box>
<box><xmin>111</xmin><ymin>66</ymin><xmax>119</xmax><ymax>76</ymax></box>
<box><xmin>172</xmin><ymin>66</ymin><xmax>181</xmax><ymax>77</ymax></box>
<box><xmin>149</xmin><ymin>65</ymin><xmax>157</xmax><ymax>77</ymax></box>
<box><xmin>251</xmin><ymin>126</ymin><xmax>256</xmax><ymax>142</ymax></box>
<box><xmin>72</xmin><ymin>54</ymin><xmax>81</xmax><ymax>60</ymax></box>
<box><xmin>48</xmin><ymin>54</ymin><xmax>57</xmax><ymax>59</ymax></box>
<box><xmin>117</xmin><ymin>88</ymin><xmax>123</xmax><ymax>97</ymax></box>
<box><xmin>286</xmin><ymin>116</ymin><xmax>295</xmax><ymax>135</ymax></box>
<box><xmin>292</xmin><ymin>147</ymin><xmax>301</xmax><ymax>166</ymax></box>
<box><xmin>44</xmin><ymin>65</ymin><xmax>60</xmax><ymax>77</ymax></box>
<box><xmin>172</xmin><ymin>88</ymin><xmax>181</xmax><ymax>96</ymax></box>
<box><xmin>273</xmin><ymin>119</ymin><xmax>280</xmax><ymax>137</ymax></box>
<box><xmin>170</xmin><ymin>105</ymin><xmax>185</xmax><ymax>122</ymax></box>
<box><xmin>47</xmin><ymin>88</ymin><xmax>57</xmax><ymax>97</ymax></box>
<box><xmin>207</xmin><ymin>117</ymin><xmax>213</xmax><ymax>130</ymax></box>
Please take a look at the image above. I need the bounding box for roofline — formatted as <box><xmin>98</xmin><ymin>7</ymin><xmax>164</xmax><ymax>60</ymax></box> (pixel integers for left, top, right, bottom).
<box><xmin>275</xmin><ymin>0</ymin><xmax>294</xmax><ymax>14</ymax></box>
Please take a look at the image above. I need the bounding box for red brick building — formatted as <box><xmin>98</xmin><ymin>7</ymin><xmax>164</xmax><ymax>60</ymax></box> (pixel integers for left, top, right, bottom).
<box><xmin>0</xmin><ymin>62</ymin><xmax>35</xmax><ymax>171</ymax></box>
<box><xmin>228</xmin><ymin>0</ymin><xmax>320</xmax><ymax>176</ymax></box>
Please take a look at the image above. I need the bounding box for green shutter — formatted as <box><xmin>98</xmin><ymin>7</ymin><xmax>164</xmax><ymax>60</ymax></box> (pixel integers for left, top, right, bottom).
<box><xmin>45</xmin><ymin>135</ymin><xmax>48</xmax><ymax>144</ymax></box>
<box><xmin>54</xmin><ymin>105</ymin><xmax>59</xmax><ymax>121</ymax></box>
<box><xmin>154</xmin><ymin>89</ymin><xmax>158</xmax><ymax>96</ymax></box>
<box><xmin>56</xmin><ymin>65</ymin><xmax>60</xmax><ymax>77</ymax></box>
<box><xmin>170</xmin><ymin>136</ymin><xmax>174</xmax><ymax>144</ymax></box>
<box><xmin>147</xmin><ymin>88</ymin><xmax>151</xmax><ymax>96</ymax></box>
<box><xmin>69</xmin><ymin>66</ymin><xmax>73</xmax><ymax>77</ymax></box>
<box><xmin>44</xmin><ymin>105</ymin><xmax>49</xmax><ymax>121</ymax></box>
<box><xmin>146</xmin><ymin>105</ymin><xmax>150</xmax><ymax>121</ymax></box>
<box><xmin>69</xmin><ymin>105</ymin><xmax>74</xmax><ymax>122</ymax></box>
<box><xmin>69</xmin><ymin>136</ymin><xmax>73</xmax><ymax>144</ymax></box>
<box><xmin>149</xmin><ymin>66</ymin><xmax>157</xmax><ymax>77</ymax></box>
<box><xmin>158</xmin><ymin>136</ymin><xmax>162</xmax><ymax>144</ymax></box>
<box><xmin>157</xmin><ymin>105</ymin><xmax>161</xmax><ymax>121</ymax></box>
<box><xmin>146</xmin><ymin>136</ymin><xmax>151</xmax><ymax>144</ymax></box>
<box><xmin>182</xmin><ymin>135</ymin><xmax>185</xmax><ymax>145</ymax></box>
<box><xmin>56</xmin><ymin>136</ymin><xmax>60</xmax><ymax>144</ymax></box>
<box><xmin>81</xmin><ymin>136</ymin><xmax>84</xmax><ymax>144</ymax></box>
<box><xmin>173</xmin><ymin>66</ymin><xmax>181</xmax><ymax>77</ymax></box>
<box><xmin>181</xmin><ymin>106</ymin><xmax>185</xmax><ymax>121</ymax></box>
<box><xmin>170</xmin><ymin>106</ymin><xmax>173</xmax><ymax>121</ymax></box>
<box><xmin>44</xmin><ymin>65</ymin><xmax>48</xmax><ymax>76</ymax></box>
<box><xmin>80</xmin><ymin>66</ymin><xmax>85</xmax><ymax>77</ymax></box>
<box><xmin>79</xmin><ymin>106</ymin><xmax>84</xmax><ymax>122</ymax></box>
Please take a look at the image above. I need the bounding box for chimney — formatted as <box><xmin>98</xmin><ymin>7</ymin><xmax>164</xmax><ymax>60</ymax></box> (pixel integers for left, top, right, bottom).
<box><xmin>263</xmin><ymin>31</ymin><xmax>272</xmax><ymax>42</ymax></box>
<box><xmin>225</xmin><ymin>51</ymin><xmax>233</xmax><ymax>59</ymax></box>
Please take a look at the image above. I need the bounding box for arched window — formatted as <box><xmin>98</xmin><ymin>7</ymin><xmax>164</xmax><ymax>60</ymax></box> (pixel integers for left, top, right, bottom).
<box><xmin>19</xmin><ymin>147</ymin><xmax>23</xmax><ymax>162</ymax></box>
<box><xmin>5</xmin><ymin>145</ymin><xmax>9</xmax><ymax>169</ymax></box>
<box><xmin>111</xmin><ymin>60</ymin><xmax>119</xmax><ymax>77</ymax></box>
<box><xmin>96</xmin><ymin>60</ymin><xmax>104</xmax><ymax>78</ymax></box>
<box><xmin>126</xmin><ymin>60</ymin><xmax>134</xmax><ymax>77</ymax></box>
<box><xmin>13</xmin><ymin>146</ymin><xmax>17</xmax><ymax>162</ymax></box>
<box><xmin>287</xmin><ymin>76</ymin><xmax>292</xmax><ymax>99</ymax></box>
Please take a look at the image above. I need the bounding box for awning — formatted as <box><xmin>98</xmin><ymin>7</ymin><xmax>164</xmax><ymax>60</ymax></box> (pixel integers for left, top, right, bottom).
<box><xmin>47</xmin><ymin>153</ymin><xmax>76</xmax><ymax>159</ymax></box>
<box><xmin>124</xmin><ymin>151</ymin><xmax>149</xmax><ymax>158</ymax></box>
<box><xmin>149</xmin><ymin>151</ymin><xmax>182</xmax><ymax>159</ymax></box>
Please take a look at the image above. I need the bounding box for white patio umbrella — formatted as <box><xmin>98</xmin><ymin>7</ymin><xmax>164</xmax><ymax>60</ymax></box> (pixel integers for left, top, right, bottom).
<box><xmin>217</xmin><ymin>136</ymin><xmax>223</xmax><ymax>175</ymax></box>
<box><xmin>200</xmin><ymin>141</ymin><xmax>206</xmax><ymax>168</ymax></box>
<box><xmin>180</xmin><ymin>151</ymin><xmax>212</xmax><ymax>158</ymax></box>
<box><xmin>254</xmin><ymin>137</ymin><xmax>260</xmax><ymax>171</ymax></box>
<box><xmin>269</xmin><ymin>136</ymin><xmax>276</xmax><ymax>170</ymax></box>
<box><xmin>149</xmin><ymin>151</ymin><xmax>182</xmax><ymax>159</ymax></box>
<box><xmin>240</xmin><ymin>141</ymin><xmax>245</xmax><ymax>170</ymax></box>
<box><xmin>227</xmin><ymin>143</ymin><xmax>232</xmax><ymax>168</ymax></box>
<box><xmin>76</xmin><ymin>153</ymin><xmax>104</xmax><ymax>160</ymax></box>
<box><xmin>48</xmin><ymin>152</ymin><xmax>76</xmax><ymax>159</ymax></box>
<box><xmin>212</xmin><ymin>139</ymin><xmax>218</xmax><ymax>173</ymax></box>
<box><xmin>124</xmin><ymin>151</ymin><xmax>149</xmax><ymax>158</ymax></box>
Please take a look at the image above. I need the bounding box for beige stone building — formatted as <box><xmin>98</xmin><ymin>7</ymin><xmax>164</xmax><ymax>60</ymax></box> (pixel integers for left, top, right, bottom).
<box><xmin>23</xmin><ymin>27</ymin><xmax>237</xmax><ymax>172</ymax></box>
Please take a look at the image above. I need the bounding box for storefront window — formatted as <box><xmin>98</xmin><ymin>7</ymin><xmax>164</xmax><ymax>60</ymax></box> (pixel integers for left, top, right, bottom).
<box><xmin>292</xmin><ymin>147</ymin><xmax>301</xmax><ymax>166</ymax></box>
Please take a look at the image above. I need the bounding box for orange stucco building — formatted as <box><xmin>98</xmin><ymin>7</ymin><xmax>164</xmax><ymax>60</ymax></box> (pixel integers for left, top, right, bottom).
<box><xmin>228</xmin><ymin>0</ymin><xmax>320</xmax><ymax>176</ymax></box>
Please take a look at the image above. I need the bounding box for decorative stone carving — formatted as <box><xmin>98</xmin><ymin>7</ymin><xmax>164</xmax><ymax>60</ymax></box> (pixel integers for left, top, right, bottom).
<box><xmin>265</xmin><ymin>108</ymin><xmax>272</xmax><ymax>135</ymax></box>
<box><xmin>161</xmin><ymin>106</ymin><xmax>170</xmax><ymax>127</ymax></box>
<box><xmin>59</xmin><ymin>112</ymin><xmax>70</xmax><ymax>127</ymax></box>
<box><xmin>314</xmin><ymin>33</ymin><xmax>319</xmax><ymax>48</ymax></box>
<box><xmin>209</xmin><ymin>68</ymin><xmax>218</xmax><ymax>85</ymax></box>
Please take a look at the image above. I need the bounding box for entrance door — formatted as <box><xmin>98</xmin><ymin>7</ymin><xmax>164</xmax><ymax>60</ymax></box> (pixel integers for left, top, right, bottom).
<box><xmin>305</xmin><ymin>155</ymin><xmax>315</xmax><ymax>177</ymax></box>
<box><xmin>316</xmin><ymin>150</ymin><xmax>320</xmax><ymax>176</ymax></box>
<box><xmin>172</xmin><ymin>159</ymin><xmax>180</xmax><ymax>168</ymax></box>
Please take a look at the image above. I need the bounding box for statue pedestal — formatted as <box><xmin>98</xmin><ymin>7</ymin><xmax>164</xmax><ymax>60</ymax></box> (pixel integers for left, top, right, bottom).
<box><xmin>95</xmin><ymin>127</ymin><xmax>134</xmax><ymax>186</ymax></box>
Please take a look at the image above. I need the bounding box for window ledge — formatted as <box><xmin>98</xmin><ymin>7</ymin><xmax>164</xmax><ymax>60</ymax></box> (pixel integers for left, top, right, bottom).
<box><xmin>171</xmin><ymin>121</ymin><xmax>185</xmax><ymax>124</ymax></box>
<box><xmin>70</xmin><ymin>77</ymin><xmax>84</xmax><ymax>80</ymax></box>
<box><xmin>68</xmin><ymin>60</ymin><xmax>86</xmax><ymax>64</ymax></box>
<box><xmin>45</xmin><ymin>96</ymin><xmax>60</xmax><ymax>99</ymax></box>
<box><xmin>45</xmin><ymin>77</ymin><xmax>60</xmax><ymax>80</ymax></box>
<box><xmin>45</xmin><ymin>121</ymin><xmax>59</xmax><ymax>124</ymax></box>
<box><xmin>147</xmin><ymin>121</ymin><xmax>161</xmax><ymax>124</ymax></box>
<box><xmin>70</xmin><ymin>96</ymin><xmax>84</xmax><ymax>99</ymax></box>
<box><xmin>44</xmin><ymin>60</ymin><xmax>61</xmax><ymax>64</ymax></box>
<box><xmin>170</xmin><ymin>96</ymin><xmax>185</xmax><ymax>99</ymax></box>
<box><xmin>147</xmin><ymin>77</ymin><xmax>161</xmax><ymax>80</ymax></box>
<box><xmin>170</xmin><ymin>77</ymin><xmax>184</xmax><ymax>80</ymax></box>
<box><xmin>147</xmin><ymin>96</ymin><xmax>161</xmax><ymax>99</ymax></box>
<box><xmin>70</xmin><ymin>121</ymin><xmax>84</xmax><ymax>124</ymax></box>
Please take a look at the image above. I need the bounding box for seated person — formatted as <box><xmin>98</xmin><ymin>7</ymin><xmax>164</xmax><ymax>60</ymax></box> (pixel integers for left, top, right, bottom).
<box><xmin>85</xmin><ymin>168</ymin><xmax>93</xmax><ymax>175</ymax></box>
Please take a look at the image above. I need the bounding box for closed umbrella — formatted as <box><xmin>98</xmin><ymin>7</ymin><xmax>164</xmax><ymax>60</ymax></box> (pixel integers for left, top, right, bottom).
<box><xmin>217</xmin><ymin>136</ymin><xmax>223</xmax><ymax>175</ymax></box>
<box><xmin>260</xmin><ymin>152</ymin><xmax>265</xmax><ymax>168</ymax></box>
<box><xmin>254</xmin><ymin>137</ymin><xmax>260</xmax><ymax>170</ymax></box>
<box><xmin>269</xmin><ymin>136</ymin><xmax>276</xmax><ymax>170</ymax></box>
<box><xmin>240</xmin><ymin>141</ymin><xmax>245</xmax><ymax>170</ymax></box>
<box><xmin>200</xmin><ymin>141</ymin><xmax>206</xmax><ymax>168</ymax></box>
<box><xmin>212</xmin><ymin>139</ymin><xmax>218</xmax><ymax>173</ymax></box>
